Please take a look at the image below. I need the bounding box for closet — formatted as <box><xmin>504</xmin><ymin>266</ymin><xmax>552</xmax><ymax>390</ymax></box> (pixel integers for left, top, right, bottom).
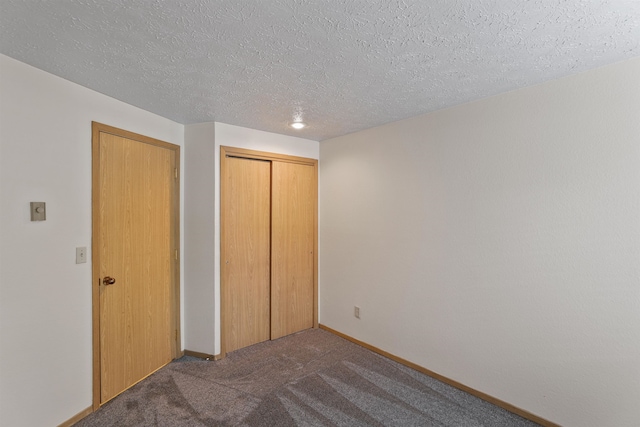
<box><xmin>220</xmin><ymin>146</ymin><xmax>318</xmax><ymax>355</ymax></box>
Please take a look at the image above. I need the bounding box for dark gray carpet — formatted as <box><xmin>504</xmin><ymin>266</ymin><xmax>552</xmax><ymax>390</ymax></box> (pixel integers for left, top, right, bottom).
<box><xmin>75</xmin><ymin>329</ymin><xmax>540</xmax><ymax>426</ymax></box>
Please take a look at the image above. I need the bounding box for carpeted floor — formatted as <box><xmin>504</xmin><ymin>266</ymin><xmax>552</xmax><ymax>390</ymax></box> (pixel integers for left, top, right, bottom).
<box><xmin>75</xmin><ymin>329</ymin><xmax>540</xmax><ymax>426</ymax></box>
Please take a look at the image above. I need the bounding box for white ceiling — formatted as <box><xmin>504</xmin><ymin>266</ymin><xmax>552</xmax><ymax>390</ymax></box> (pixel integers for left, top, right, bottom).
<box><xmin>1</xmin><ymin>1</ymin><xmax>639</xmax><ymax>141</ymax></box>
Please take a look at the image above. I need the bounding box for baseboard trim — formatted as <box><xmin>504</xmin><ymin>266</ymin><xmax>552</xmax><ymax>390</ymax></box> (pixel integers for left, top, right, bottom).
<box><xmin>319</xmin><ymin>324</ymin><xmax>560</xmax><ymax>427</ymax></box>
<box><xmin>57</xmin><ymin>405</ymin><xmax>93</xmax><ymax>427</ymax></box>
<box><xmin>184</xmin><ymin>349</ymin><xmax>220</xmax><ymax>360</ymax></box>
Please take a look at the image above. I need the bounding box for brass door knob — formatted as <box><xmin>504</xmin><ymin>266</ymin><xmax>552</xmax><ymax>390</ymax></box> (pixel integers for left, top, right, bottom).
<box><xmin>102</xmin><ymin>276</ymin><xmax>116</xmax><ymax>286</ymax></box>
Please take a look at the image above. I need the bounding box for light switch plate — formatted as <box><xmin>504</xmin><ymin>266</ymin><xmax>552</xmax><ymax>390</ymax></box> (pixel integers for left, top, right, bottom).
<box><xmin>76</xmin><ymin>247</ymin><xmax>87</xmax><ymax>264</ymax></box>
<box><xmin>30</xmin><ymin>202</ymin><xmax>46</xmax><ymax>221</ymax></box>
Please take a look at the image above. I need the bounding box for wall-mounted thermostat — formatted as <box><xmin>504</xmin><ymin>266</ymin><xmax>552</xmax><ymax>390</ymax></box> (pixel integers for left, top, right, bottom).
<box><xmin>30</xmin><ymin>202</ymin><xmax>46</xmax><ymax>221</ymax></box>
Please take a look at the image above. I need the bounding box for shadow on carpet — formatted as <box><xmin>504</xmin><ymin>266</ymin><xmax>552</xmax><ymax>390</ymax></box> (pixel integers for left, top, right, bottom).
<box><xmin>75</xmin><ymin>329</ymin><xmax>540</xmax><ymax>426</ymax></box>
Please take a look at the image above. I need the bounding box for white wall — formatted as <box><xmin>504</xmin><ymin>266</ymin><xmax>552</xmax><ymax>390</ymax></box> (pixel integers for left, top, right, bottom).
<box><xmin>320</xmin><ymin>57</ymin><xmax>640</xmax><ymax>427</ymax></box>
<box><xmin>213</xmin><ymin>122</ymin><xmax>319</xmax><ymax>354</ymax></box>
<box><xmin>0</xmin><ymin>54</ymin><xmax>185</xmax><ymax>426</ymax></box>
<box><xmin>184</xmin><ymin>123</ymin><xmax>217</xmax><ymax>355</ymax></box>
<box><xmin>5</xmin><ymin>44</ymin><xmax>637</xmax><ymax>426</ymax></box>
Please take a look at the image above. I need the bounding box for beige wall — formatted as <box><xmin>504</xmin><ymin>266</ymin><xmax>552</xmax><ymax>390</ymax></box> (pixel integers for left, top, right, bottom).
<box><xmin>0</xmin><ymin>54</ymin><xmax>185</xmax><ymax>426</ymax></box>
<box><xmin>184</xmin><ymin>122</ymin><xmax>217</xmax><ymax>355</ymax></box>
<box><xmin>319</xmin><ymin>57</ymin><xmax>640</xmax><ymax>427</ymax></box>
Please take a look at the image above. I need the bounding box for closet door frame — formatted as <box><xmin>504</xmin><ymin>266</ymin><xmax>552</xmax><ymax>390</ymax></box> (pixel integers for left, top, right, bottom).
<box><xmin>220</xmin><ymin>146</ymin><xmax>318</xmax><ymax>358</ymax></box>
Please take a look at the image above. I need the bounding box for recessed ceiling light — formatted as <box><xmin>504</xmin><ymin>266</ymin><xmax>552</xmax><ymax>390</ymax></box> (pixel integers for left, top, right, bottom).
<box><xmin>290</xmin><ymin>122</ymin><xmax>306</xmax><ymax>130</ymax></box>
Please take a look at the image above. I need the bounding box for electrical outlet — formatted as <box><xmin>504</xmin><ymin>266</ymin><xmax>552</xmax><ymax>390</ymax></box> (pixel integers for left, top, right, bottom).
<box><xmin>354</xmin><ymin>306</ymin><xmax>360</xmax><ymax>319</ymax></box>
<box><xmin>76</xmin><ymin>247</ymin><xmax>87</xmax><ymax>264</ymax></box>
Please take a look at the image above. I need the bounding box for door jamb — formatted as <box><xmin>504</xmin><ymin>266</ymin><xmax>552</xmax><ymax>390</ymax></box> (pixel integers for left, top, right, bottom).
<box><xmin>91</xmin><ymin>122</ymin><xmax>181</xmax><ymax>410</ymax></box>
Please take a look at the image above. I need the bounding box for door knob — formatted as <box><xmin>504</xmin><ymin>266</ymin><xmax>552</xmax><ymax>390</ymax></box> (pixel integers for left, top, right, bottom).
<box><xmin>102</xmin><ymin>276</ymin><xmax>116</xmax><ymax>286</ymax></box>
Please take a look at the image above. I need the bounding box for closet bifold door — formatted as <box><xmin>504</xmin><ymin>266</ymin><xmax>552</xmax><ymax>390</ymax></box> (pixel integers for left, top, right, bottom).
<box><xmin>221</xmin><ymin>156</ymin><xmax>271</xmax><ymax>353</ymax></box>
<box><xmin>271</xmin><ymin>161</ymin><xmax>315</xmax><ymax>339</ymax></box>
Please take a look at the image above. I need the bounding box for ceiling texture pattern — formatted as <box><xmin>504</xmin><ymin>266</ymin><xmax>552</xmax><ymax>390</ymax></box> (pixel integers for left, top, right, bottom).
<box><xmin>1</xmin><ymin>0</ymin><xmax>639</xmax><ymax>141</ymax></box>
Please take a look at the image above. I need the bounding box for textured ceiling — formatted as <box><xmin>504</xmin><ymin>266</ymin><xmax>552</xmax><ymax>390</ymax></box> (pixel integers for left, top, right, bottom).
<box><xmin>1</xmin><ymin>1</ymin><xmax>639</xmax><ymax>141</ymax></box>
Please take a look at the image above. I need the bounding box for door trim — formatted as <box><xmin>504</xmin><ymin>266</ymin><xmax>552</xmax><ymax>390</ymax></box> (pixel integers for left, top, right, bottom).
<box><xmin>220</xmin><ymin>146</ymin><xmax>318</xmax><ymax>358</ymax></box>
<box><xmin>91</xmin><ymin>122</ymin><xmax>181</xmax><ymax>410</ymax></box>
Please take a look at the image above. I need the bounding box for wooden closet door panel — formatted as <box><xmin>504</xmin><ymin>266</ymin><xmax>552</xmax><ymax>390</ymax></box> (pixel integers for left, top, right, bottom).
<box><xmin>221</xmin><ymin>157</ymin><xmax>271</xmax><ymax>353</ymax></box>
<box><xmin>271</xmin><ymin>161</ymin><xmax>315</xmax><ymax>339</ymax></box>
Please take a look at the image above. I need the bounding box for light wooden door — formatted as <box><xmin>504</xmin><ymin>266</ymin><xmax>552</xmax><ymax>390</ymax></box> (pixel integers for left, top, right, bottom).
<box><xmin>221</xmin><ymin>147</ymin><xmax>318</xmax><ymax>355</ymax></box>
<box><xmin>271</xmin><ymin>162</ymin><xmax>315</xmax><ymax>339</ymax></box>
<box><xmin>93</xmin><ymin>123</ymin><xmax>179</xmax><ymax>406</ymax></box>
<box><xmin>221</xmin><ymin>157</ymin><xmax>271</xmax><ymax>353</ymax></box>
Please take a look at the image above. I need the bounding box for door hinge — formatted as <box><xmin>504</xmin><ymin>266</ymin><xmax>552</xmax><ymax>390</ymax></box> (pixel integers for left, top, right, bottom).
<box><xmin>175</xmin><ymin>249</ymin><xmax>178</xmax><ymax>260</ymax></box>
<box><xmin>175</xmin><ymin>329</ymin><xmax>178</xmax><ymax>341</ymax></box>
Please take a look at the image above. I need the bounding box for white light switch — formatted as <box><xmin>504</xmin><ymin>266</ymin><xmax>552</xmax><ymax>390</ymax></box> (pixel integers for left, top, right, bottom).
<box><xmin>76</xmin><ymin>247</ymin><xmax>87</xmax><ymax>264</ymax></box>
